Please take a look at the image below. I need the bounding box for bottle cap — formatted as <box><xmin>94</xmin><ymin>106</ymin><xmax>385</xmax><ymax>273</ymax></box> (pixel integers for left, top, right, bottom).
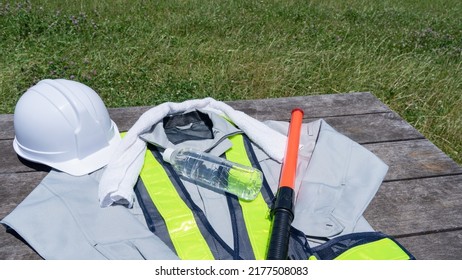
<box><xmin>162</xmin><ymin>148</ymin><xmax>175</xmax><ymax>163</ymax></box>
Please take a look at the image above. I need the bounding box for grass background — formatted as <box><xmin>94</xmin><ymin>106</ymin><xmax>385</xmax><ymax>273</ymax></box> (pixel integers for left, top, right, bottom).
<box><xmin>1</xmin><ymin>0</ymin><xmax>461</xmax><ymax>164</ymax></box>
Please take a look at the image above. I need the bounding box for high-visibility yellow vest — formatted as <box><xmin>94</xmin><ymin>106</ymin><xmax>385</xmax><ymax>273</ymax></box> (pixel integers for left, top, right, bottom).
<box><xmin>134</xmin><ymin>133</ymin><xmax>414</xmax><ymax>260</ymax></box>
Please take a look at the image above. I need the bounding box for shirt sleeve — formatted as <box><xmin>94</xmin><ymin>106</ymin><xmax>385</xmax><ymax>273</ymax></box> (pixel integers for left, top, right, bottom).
<box><xmin>1</xmin><ymin>170</ymin><xmax>178</xmax><ymax>260</ymax></box>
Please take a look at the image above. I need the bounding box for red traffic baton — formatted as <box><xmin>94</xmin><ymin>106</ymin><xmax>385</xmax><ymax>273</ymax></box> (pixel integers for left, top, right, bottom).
<box><xmin>266</xmin><ymin>108</ymin><xmax>304</xmax><ymax>260</ymax></box>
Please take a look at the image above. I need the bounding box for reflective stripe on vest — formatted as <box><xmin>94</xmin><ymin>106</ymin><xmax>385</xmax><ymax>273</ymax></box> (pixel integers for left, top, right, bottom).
<box><xmin>136</xmin><ymin>145</ymin><xmax>241</xmax><ymax>260</ymax></box>
<box><xmin>228</xmin><ymin>135</ymin><xmax>312</xmax><ymax>260</ymax></box>
<box><xmin>226</xmin><ymin>134</ymin><xmax>272</xmax><ymax>260</ymax></box>
<box><xmin>138</xmin><ymin>147</ymin><xmax>215</xmax><ymax>260</ymax></box>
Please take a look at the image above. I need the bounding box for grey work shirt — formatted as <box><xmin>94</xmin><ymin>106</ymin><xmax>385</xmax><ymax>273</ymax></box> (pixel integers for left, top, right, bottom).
<box><xmin>2</xmin><ymin>109</ymin><xmax>387</xmax><ymax>259</ymax></box>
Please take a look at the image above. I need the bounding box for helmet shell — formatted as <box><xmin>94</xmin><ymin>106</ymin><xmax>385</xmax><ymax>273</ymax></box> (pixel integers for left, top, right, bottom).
<box><xmin>13</xmin><ymin>79</ymin><xmax>121</xmax><ymax>176</ymax></box>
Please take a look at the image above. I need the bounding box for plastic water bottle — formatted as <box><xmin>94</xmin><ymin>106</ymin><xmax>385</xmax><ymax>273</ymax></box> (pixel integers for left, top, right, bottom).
<box><xmin>162</xmin><ymin>147</ymin><xmax>263</xmax><ymax>201</ymax></box>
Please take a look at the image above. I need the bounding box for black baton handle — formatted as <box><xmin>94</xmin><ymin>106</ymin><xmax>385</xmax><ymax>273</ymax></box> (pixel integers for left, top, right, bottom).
<box><xmin>266</xmin><ymin>187</ymin><xmax>294</xmax><ymax>260</ymax></box>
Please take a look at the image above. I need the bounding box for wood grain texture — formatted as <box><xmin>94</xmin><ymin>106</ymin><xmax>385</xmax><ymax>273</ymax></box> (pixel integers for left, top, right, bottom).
<box><xmin>317</xmin><ymin>112</ymin><xmax>424</xmax><ymax>144</ymax></box>
<box><xmin>0</xmin><ymin>229</ymin><xmax>42</xmax><ymax>260</ymax></box>
<box><xmin>0</xmin><ymin>114</ymin><xmax>13</xmax><ymax>140</ymax></box>
<box><xmin>366</xmin><ymin>140</ymin><xmax>462</xmax><ymax>181</ymax></box>
<box><xmin>396</xmin><ymin>230</ymin><xmax>462</xmax><ymax>260</ymax></box>
<box><xmin>0</xmin><ymin>92</ymin><xmax>409</xmax><ymax>138</ymax></box>
<box><xmin>365</xmin><ymin>175</ymin><xmax>462</xmax><ymax>235</ymax></box>
<box><xmin>226</xmin><ymin>92</ymin><xmax>390</xmax><ymax>120</ymax></box>
<box><xmin>0</xmin><ymin>140</ymin><xmax>51</xmax><ymax>173</ymax></box>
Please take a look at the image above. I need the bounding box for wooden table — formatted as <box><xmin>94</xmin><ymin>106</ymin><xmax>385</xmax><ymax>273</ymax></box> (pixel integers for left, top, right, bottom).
<box><xmin>1</xmin><ymin>92</ymin><xmax>461</xmax><ymax>260</ymax></box>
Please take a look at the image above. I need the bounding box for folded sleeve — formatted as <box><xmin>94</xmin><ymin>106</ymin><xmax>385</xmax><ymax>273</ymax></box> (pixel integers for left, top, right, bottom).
<box><xmin>1</xmin><ymin>170</ymin><xmax>178</xmax><ymax>260</ymax></box>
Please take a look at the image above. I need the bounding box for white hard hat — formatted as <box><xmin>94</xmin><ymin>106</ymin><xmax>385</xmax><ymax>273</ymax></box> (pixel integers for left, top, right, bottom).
<box><xmin>13</xmin><ymin>79</ymin><xmax>121</xmax><ymax>176</ymax></box>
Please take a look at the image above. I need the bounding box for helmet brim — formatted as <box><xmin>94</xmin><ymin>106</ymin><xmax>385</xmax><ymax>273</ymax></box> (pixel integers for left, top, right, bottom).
<box><xmin>13</xmin><ymin>121</ymin><xmax>121</xmax><ymax>176</ymax></box>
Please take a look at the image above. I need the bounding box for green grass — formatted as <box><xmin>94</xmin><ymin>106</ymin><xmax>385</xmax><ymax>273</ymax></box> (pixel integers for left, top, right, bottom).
<box><xmin>1</xmin><ymin>0</ymin><xmax>461</xmax><ymax>164</ymax></box>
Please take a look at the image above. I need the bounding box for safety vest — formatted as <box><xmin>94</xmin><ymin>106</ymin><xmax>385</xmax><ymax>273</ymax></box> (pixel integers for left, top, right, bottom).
<box><xmin>134</xmin><ymin>133</ymin><xmax>414</xmax><ymax>260</ymax></box>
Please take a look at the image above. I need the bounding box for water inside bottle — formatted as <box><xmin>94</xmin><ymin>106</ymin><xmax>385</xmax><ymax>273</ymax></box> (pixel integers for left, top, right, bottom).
<box><xmin>172</xmin><ymin>148</ymin><xmax>263</xmax><ymax>200</ymax></box>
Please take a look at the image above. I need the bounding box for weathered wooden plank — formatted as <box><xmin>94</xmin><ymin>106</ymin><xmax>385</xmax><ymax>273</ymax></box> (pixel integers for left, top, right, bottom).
<box><xmin>108</xmin><ymin>106</ymin><xmax>150</xmax><ymax>133</ymax></box>
<box><xmin>318</xmin><ymin>112</ymin><xmax>424</xmax><ymax>144</ymax></box>
<box><xmin>2</xmin><ymin>138</ymin><xmax>459</xmax><ymax>179</ymax></box>
<box><xmin>365</xmin><ymin>140</ymin><xmax>462</xmax><ymax>181</ymax></box>
<box><xmin>0</xmin><ymin>140</ymin><xmax>51</xmax><ymax>174</ymax></box>
<box><xmin>0</xmin><ymin>140</ymin><xmax>28</xmax><ymax>173</ymax></box>
<box><xmin>396</xmin><ymin>230</ymin><xmax>462</xmax><ymax>260</ymax></box>
<box><xmin>365</xmin><ymin>175</ymin><xmax>462</xmax><ymax>236</ymax></box>
<box><xmin>110</xmin><ymin>104</ymin><xmax>425</xmax><ymax>147</ymax></box>
<box><xmin>112</xmin><ymin>110</ymin><xmax>425</xmax><ymax>145</ymax></box>
<box><xmin>111</xmin><ymin>110</ymin><xmax>425</xmax><ymax>145</ymax></box>
<box><xmin>0</xmin><ymin>114</ymin><xmax>14</xmax><ymax>140</ymax></box>
<box><xmin>0</xmin><ymin>114</ymin><xmax>428</xmax><ymax>174</ymax></box>
<box><xmin>0</xmin><ymin>229</ymin><xmax>42</xmax><ymax>260</ymax></box>
<box><xmin>110</xmin><ymin>92</ymin><xmax>390</xmax><ymax>125</ymax></box>
<box><xmin>1</xmin><ymin>93</ymin><xmax>389</xmax><ymax>139</ymax></box>
<box><xmin>110</xmin><ymin>92</ymin><xmax>392</xmax><ymax>130</ymax></box>
<box><xmin>227</xmin><ymin>92</ymin><xmax>390</xmax><ymax>120</ymax></box>
<box><xmin>0</xmin><ymin>110</ymin><xmax>423</xmax><ymax>143</ymax></box>
<box><xmin>111</xmin><ymin>106</ymin><xmax>424</xmax><ymax>144</ymax></box>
